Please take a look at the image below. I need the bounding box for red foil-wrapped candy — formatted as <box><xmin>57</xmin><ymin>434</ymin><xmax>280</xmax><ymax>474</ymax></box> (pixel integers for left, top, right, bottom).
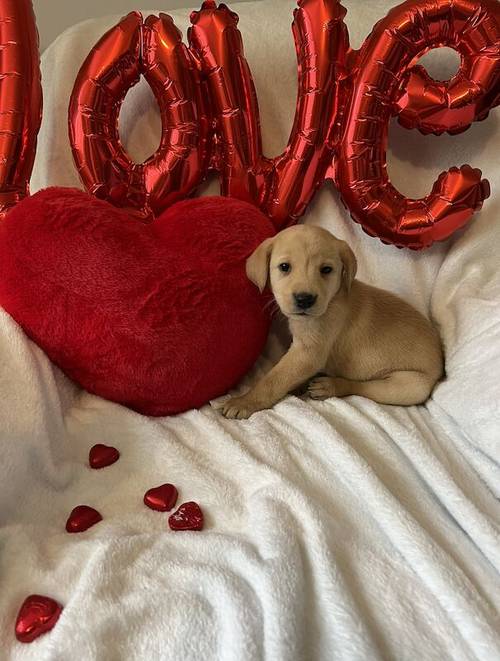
<box><xmin>65</xmin><ymin>505</ymin><xmax>103</xmax><ymax>533</ymax></box>
<box><xmin>15</xmin><ymin>594</ymin><xmax>63</xmax><ymax>643</ymax></box>
<box><xmin>168</xmin><ymin>501</ymin><xmax>204</xmax><ymax>531</ymax></box>
<box><xmin>144</xmin><ymin>484</ymin><xmax>179</xmax><ymax>512</ymax></box>
<box><xmin>89</xmin><ymin>444</ymin><xmax>120</xmax><ymax>469</ymax></box>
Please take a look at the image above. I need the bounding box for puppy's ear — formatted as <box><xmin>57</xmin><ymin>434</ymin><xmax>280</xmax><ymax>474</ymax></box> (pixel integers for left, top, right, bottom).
<box><xmin>246</xmin><ymin>236</ymin><xmax>275</xmax><ymax>293</ymax></box>
<box><xmin>339</xmin><ymin>241</ymin><xmax>357</xmax><ymax>292</ymax></box>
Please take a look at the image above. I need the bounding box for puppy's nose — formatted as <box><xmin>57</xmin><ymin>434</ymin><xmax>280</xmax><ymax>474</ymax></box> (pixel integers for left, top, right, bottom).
<box><xmin>293</xmin><ymin>292</ymin><xmax>317</xmax><ymax>310</ymax></box>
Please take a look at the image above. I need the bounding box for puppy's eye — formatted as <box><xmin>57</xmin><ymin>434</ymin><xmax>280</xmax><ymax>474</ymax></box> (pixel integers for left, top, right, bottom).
<box><xmin>279</xmin><ymin>263</ymin><xmax>291</xmax><ymax>273</ymax></box>
<box><xmin>320</xmin><ymin>265</ymin><xmax>333</xmax><ymax>275</ymax></box>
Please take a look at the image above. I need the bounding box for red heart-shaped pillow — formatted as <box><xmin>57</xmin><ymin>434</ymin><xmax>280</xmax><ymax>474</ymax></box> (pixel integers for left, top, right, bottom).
<box><xmin>0</xmin><ymin>188</ymin><xmax>274</xmax><ymax>415</ymax></box>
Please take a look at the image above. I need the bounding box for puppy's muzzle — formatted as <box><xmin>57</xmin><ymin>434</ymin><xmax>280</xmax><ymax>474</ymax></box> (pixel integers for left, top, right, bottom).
<box><xmin>293</xmin><ymin>292</ymin><xmax>317</xmax><ymax>311</ymax></box>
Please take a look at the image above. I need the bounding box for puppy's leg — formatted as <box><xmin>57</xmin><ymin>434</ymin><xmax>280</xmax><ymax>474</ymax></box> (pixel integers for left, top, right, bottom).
<box><xmin>308</xmin><ymin>375</ymin><xmax>336</xmax><ymax>400</ymax></box>
<box><xmin>315</xmin><ymin>370</ymin><xmax>435</xmax><ymax>406</ymax></box>
<box><xmin>221</xmin><ymin>346</ymin><xmax>323</xmax><ymax>419</ymax></box>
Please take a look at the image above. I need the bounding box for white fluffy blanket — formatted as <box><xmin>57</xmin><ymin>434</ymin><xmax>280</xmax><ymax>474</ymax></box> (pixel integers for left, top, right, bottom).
<box><xmin>1</xmin><ymin>0</ymin><xmax>499</xmax><ymax>659</ymax></box>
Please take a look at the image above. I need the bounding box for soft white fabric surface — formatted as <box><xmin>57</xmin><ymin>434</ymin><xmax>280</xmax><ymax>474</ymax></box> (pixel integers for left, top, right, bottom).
<box><xmin>2</xmin><ymin>0</ymin><xmax>500</xmax><ymax>659</ymax></box>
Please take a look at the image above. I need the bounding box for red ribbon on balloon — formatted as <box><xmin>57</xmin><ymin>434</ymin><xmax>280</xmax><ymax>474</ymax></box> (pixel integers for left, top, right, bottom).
<box><xmin>1</xmin><ymin>0</ymin><xmax>499</xmax><ymax>249</ymax></box>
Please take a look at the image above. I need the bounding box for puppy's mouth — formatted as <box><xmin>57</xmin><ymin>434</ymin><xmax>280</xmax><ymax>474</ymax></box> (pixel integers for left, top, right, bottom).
<box><xmin>287</xmin><ymin>305</ymin><xmax>328</xmax><ymax>319</ymax></box>
<box><xmin>288</xmin><ymin>310</ymin><xmax>314</xmax><ymax>319</ymax></box>
<box><xmin>275</xmin><ymin>300</ymin><xmax>324</xmax><ymax>319</ymax></box>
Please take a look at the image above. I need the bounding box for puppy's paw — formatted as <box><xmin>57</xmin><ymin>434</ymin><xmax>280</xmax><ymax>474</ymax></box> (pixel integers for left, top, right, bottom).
<box><xmin>221</xmin><ymin>395</ymin><xmax>267</xmax><ymax>420</ymax></box>
<box><xmin>307</xmin><ymin>376</ymin><xmax>336</xmax><ymax>400</ymax></box>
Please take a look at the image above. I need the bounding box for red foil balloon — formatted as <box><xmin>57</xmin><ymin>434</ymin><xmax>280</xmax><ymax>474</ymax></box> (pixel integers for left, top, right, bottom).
<box><xmin>66</xmin><ymin>0</ymin><xmax>499</xmax><ymax>249</ymax></box>
<box><xmin>394</xmin><ymin>0</ymin><xmax>500</xmax><ymax>135</ymax></box>
<box><xmin>69</xmin><ymin>13</ymin><xmax>143</xmax><ymax>216</ymax></box>
<box><xmin>15</xmin><ymin>594</ymin><xmax>63</xmax><ymax>643</ymax></box>
<box><xmin>69</xmin><ymin>12</ymin><xmax>209</xmax><ymax>221</ymax></box>
<box><xmin>189</xmin><ymin>1</ymin><xmax>265</xmax><ymax>204</ymax></box>
<box><xmin>189</xmin><ymin>0</ymin><xmax>349</xmax><ymax>229</ymax></box>
<box><xmin>267</xmin><ymin>0</ymin><xmax>349</xmax><ymax>226</ymax></box>
<box><xmin>0</xmin><ymin>0</ymin><xmax>42</xmax><ymax>219</ymax></box>
<box><xmin>335</xmin><ymin>0</ymin><xmax>493</xmax><ymax>249</ymax></box>
<box><xmin>141</xmin><ymin>14</ymin><xmax>210</xmax><ymax>214</ymax></box>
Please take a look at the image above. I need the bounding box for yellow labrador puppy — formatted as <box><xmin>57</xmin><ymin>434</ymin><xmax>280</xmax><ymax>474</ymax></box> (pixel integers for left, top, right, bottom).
<box><xmin>219</xmin><ymin>225</ymin><xmax>443</xmax><ymax>419</ymax></box>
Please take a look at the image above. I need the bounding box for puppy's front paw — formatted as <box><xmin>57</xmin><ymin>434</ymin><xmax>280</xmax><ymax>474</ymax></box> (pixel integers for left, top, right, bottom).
<box><xmin>308</xmin><ymin>376</ymin><xmax>336</xmax><ymax>400</ymax></box>
<box><xmin>221</xmin><ymin>395</ymin><xmax>267</xmax><ymax>420</ymax></box>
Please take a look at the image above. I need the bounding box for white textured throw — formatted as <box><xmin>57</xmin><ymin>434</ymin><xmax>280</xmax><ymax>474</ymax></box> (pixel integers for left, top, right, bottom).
<box><xmin>1</xmin><ymin>0</ymin><xmax>499</xmax><ymax>659</ymax></box>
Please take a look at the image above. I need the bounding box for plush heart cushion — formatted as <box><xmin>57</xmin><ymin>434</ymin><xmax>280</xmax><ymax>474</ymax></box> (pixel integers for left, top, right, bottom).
<box><xmin>0</xmin><ymin>188</ymin><xmax>274</xmax><ymax>415</ymax></box>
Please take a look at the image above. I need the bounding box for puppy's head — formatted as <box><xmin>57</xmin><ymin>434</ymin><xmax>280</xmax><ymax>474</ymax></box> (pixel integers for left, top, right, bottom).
<box><xmin>246</xmin><ymin>225</ymin><xmax>357</xmax><ymax>319</ymax></box>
